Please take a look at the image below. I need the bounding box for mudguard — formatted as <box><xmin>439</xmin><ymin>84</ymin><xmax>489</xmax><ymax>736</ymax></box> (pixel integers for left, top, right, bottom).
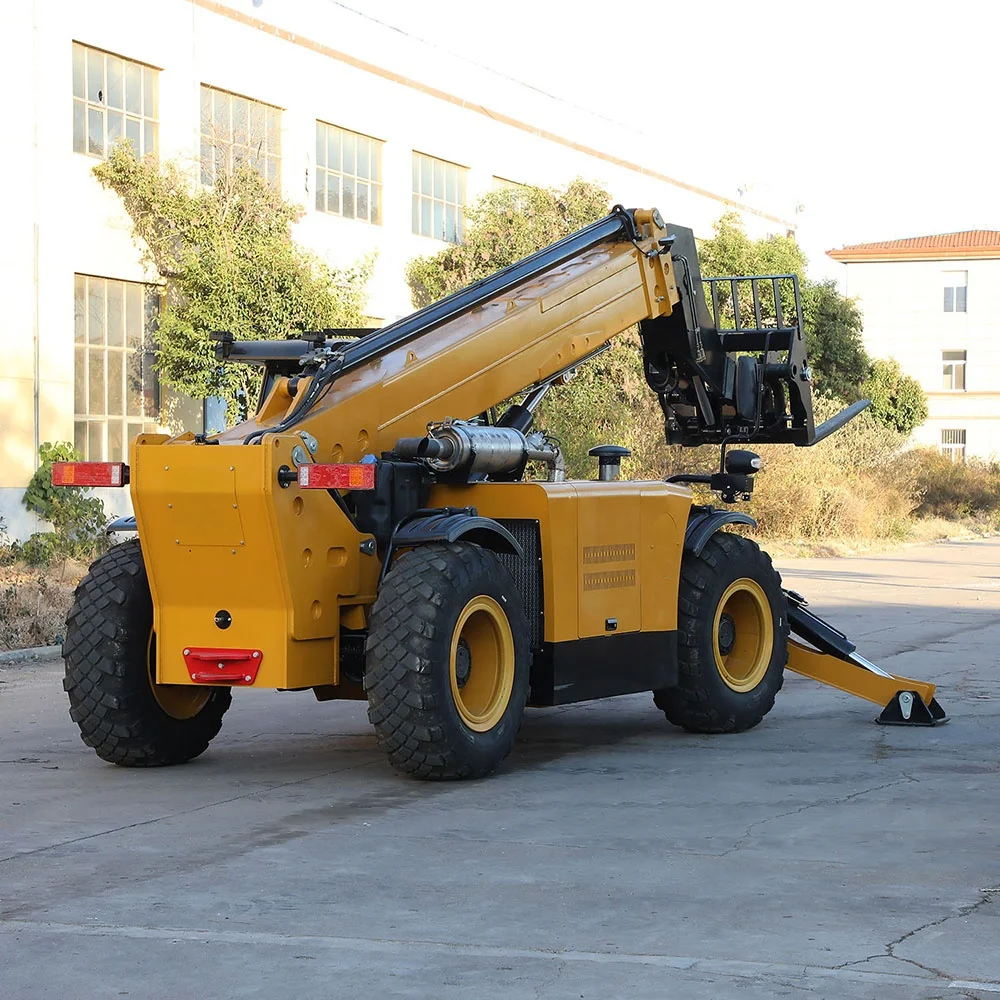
<box><xmin>684</xmin><ymin>506</ymin><xmax>757</xmax><ymax>556</ymax></box>
<box><xmin>390</xmin><ymin>508</ymin><xmax>522</xmax><ymax>557</ymax></box>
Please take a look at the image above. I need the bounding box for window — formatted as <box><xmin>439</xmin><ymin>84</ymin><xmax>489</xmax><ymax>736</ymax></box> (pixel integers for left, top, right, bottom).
<box><xmin>412</xmin><ymin>153</ymin><xmax>466</xmax><ymax>242</ymax></box>
<box><xmin>493</xmin><ymin>176</ymin><xmax>530</xmax><ymax>210</ymax></box>
<box><xmin>200</xmin><ymin>86</ymin><xmax>281</xmax><ymax>188</ymax></box>
<box><xmin>72</xmin><ymin>42</ymin><xmax>158</xmax><ymax>158</ymax></box>
<box><xmin>943</xmin><ymin>271</ymin><xmax>967</xmax><ymax>312</ymax></box>
<box><xmin>315</xmin><ymin>123</ymin><xmax>382</xmax><ymax>224</ymax></box>
<box><xmin>74</xmin><ymin>275</ymin><xmax>160</xmax><ymax>462</ymax></box>
<box><xmin>940</xmin><ymin>429</ymin><xmax>966</xmax><ymax>463</ymax></box>
<box><xmin>942</xmin><ymin>350</ymin><xmax>967</xmax><ymax>390</ymax></box>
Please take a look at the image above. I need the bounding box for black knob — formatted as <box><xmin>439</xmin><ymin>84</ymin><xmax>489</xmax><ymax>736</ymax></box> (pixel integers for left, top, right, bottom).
<box><xmin>589</xmin><ymin>444</ymin><xmax>631</xmax><ymax>481</ymax></box>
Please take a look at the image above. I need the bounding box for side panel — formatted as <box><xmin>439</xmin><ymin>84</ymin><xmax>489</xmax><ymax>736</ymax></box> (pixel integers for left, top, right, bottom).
<box><xmin>576</xmin><ymin>489</ymin><xmax>641</xmax><ymax>637</ymax></box>
<box><xmin>640</xmin><ymin>483</ymin><xmax>687</xmax><ymax>632</ymax></box>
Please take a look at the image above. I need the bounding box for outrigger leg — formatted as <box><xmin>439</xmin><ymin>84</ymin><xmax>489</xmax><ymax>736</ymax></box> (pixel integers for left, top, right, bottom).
<box><xmin>783</xmin><ymin>590</ymin><xmax>948</xmax><ymax>726</ymax></box>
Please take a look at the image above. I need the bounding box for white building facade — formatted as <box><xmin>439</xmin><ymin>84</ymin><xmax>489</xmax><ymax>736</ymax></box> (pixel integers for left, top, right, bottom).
<box><xmin>0</xmin><ymin>0</ymin><xmax>791</xmax><ymax>539</ymax></box>
<box><xmin>828</xmin><ymin>233</ymin><xmax>1000</xmax><ymax>463</ymax></box>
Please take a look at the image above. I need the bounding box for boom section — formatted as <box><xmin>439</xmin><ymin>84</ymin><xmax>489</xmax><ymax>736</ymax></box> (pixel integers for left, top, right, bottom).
<box><xmin>216</xmin><ymin>207</ymin><xmax>680</xmax><ymax>460</ymax></box>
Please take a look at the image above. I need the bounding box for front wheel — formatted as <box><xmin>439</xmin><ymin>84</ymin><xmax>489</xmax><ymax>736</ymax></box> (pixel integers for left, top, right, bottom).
<box><xmin>62</xmin><ymin>540</ymin><xmax>232</xmax><ymax>766</ymax></box>
<box><xmin>654</xmin><ymin>532</ymin><xmax>788</xmax><ymax>733</ymax></box>
<box><xmin>364</xmin><ymin>542</ymin><xmax>531</xmax><ymax>780</ymax></box>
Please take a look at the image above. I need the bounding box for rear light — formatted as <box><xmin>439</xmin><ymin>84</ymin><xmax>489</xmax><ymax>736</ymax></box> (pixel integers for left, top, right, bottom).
<box><xmin>52</xmin><ymin>462</ymin><xmax>129</xmax><ymax>487</ymax></box>
<box><xmin>183</xmin><ymin>647</ymin><xmax>262</xmax><ymax>685</ymax></box>
<box><xmin>297</xmin><ymin>463</ymin><xmax>376</xmax><ymax>490</ymax></box>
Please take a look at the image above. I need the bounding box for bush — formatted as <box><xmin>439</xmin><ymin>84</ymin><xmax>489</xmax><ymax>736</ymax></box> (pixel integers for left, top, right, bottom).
<box><xmin>20</xmin><ymin>442</ymin><xmax>110</xmax><ymax>567</ymax></box>
<box><xmin>0</xmin><ymin>567</ymin><xmax>76</xmax><ymax>650</ymax></box>
<box><xmin>894</xmin><ymin>448</ymin><xmax>1000</xmax><ymax>521</ymax></box>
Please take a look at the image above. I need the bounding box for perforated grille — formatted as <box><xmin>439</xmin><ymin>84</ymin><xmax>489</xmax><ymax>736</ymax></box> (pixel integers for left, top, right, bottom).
<box><xmin>496</xmin><ymin>519</ymin><xmax>543</xmax><ymax>649</ymax></box>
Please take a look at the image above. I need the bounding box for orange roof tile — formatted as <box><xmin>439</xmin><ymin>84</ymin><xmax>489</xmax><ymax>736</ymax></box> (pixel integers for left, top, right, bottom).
<box><xmin>828</xmin><ymin>231</ymin><xmax>1000</xmax><ymax>262</ymax></box>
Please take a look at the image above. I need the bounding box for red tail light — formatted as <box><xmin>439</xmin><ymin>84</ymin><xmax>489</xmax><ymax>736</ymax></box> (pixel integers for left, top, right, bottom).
<box><xmin>52</xmin><ymin>462</ymin><xmax>129</xmax><ymax>487</ymax></box>
<box><xmin>297</xmin><ymin>463</ymin><xmax>376</xmax><ymax>490</ymax></box>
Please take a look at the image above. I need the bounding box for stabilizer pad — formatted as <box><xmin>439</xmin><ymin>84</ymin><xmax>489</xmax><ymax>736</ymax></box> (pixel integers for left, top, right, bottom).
<box><xmin>877</xmin><ymin>691</ymin><xmax>948</xmax><ymax>727</ymax></box>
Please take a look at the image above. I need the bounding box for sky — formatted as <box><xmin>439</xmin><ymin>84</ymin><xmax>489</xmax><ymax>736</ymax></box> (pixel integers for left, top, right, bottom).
<box><xmin>261</xmin><ymin>0</ymin><xmax>1000</xmax><ymax>283</ymax></box>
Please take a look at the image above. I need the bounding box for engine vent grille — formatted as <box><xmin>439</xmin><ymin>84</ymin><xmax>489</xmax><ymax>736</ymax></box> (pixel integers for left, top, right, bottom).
<box><xmin>496</xmin><ymin>519</ymin><xmax>543</xmax><ymax>649</ymax></box>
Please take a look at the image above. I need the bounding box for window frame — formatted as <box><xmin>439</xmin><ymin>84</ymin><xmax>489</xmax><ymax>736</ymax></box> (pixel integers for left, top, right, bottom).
<box><xmin>940</xmin><ymin>428</ymin><xmax>967</xmax><ymax>464</ymax></box>
<box><xmin>200</xmin><ymin>84</ymin><xmax>282</xmax><ymax>189</ymax></box>
<box><xmin>314</xmin><ymin>121</ymin><xmax>383</xmax><ymax>225</ymax></box>
<box><xmin>941</xmin><ymin>349</ymin><xmax>967</xmax><ymax>391</ymax></box>
<box><xmin>74</xmin><ymin>274</ymin><xmax>162</xmax><ymax>463</ymax></box>
<box><xmin>412</xmin><ymin>152</ymin><xmax>467</xmax><ymax>243</ymax></box>
<box><xmin>72</xmin><ymin>41</ymin><xmax>159</xmax><ymax>159</ymax></box>
<box><xmin>942</xmin><ymin>270</ymin><xmax>968</xmax><ymax>313</ymax></box>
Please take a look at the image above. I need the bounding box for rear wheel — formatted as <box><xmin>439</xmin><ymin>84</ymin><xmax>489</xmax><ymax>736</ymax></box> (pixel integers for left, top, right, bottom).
<box><xmin>654</xmin><ymin>532</ymin><xmax>787</xmax><ymax>733</ymax></box>
<box><xmin>364</xmin><ymin>542</ymin><xmax>530</xmax><ymax>780</ymax></box>
<box><xmin>62</xmin><ymin>540</ymin><xmax>232</xmax><ymax>766</ymax></box>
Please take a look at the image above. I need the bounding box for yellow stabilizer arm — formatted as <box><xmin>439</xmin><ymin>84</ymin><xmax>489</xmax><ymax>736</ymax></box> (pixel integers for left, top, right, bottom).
<box><xmin>785</xmin><ymin>592</ymin><xmax>947</xmax><ymax>727</ymax></box>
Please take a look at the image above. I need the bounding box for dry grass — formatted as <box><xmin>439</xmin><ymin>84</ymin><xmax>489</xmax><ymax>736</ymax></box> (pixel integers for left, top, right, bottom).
<box><xmin>0</xmin><ymin>561</ymin><xmax>85</xmax><ymax>652</ymax></box>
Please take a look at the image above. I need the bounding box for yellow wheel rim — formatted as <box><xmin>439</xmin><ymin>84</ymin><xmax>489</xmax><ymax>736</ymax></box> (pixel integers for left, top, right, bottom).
<box><xmin>713</xmin><ymin>578</ymin><xmax>774</xmax><ymax>692</ymax></box>
<box><xmin>146</xmin><ymin>632</ymin><xmax>211</xmax><ymax>720</ymax></box>
<box><xmin>449</xmin><ymin>596</ymin><xmax>516</xmax><ymax>732</ymax></box>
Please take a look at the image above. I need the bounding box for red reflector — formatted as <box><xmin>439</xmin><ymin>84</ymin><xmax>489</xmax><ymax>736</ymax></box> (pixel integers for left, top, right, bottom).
<box><xmin>298</xmin><ymin>463</ymin><xmax>376</xmax><ymax>490</ymax></box>
<box><xmin>52</xmin><ymin>462</ymin><xmax>128</xmax><ymax>487</ymax></box>
<box><xmin>182</xmin><ymin>647</ymin><xmax>263</xmax><ymax>685</ymax></box>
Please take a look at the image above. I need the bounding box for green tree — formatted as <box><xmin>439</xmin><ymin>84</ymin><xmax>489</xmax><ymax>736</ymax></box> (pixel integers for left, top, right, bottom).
<box><xmin>862</xmin><ymin>358</ymin><xmax>929</xmax><ymax>435</ymax></box>
<box><xmin>698</xmin><ymin>213</ymin><xmax>871</xmax><ymax>401</ymax></box>
<box><xmin>94</xmin><ymin>144</ymin><xmax>372</xmax><ymax>421</ymax></box>
<box><xmin>801</xmin><ymin>280</ymin><xmax>869</xmax><ymax>401</ymax></box>
<box><xmin>406</xmin><ymin>179</ymin><xmax>610</xmax><ymax>307</ymax></box>
<box><xmin>697</xmin><ymin>212</ymin><xmax>807</xmax><ymax>283</ymax></box>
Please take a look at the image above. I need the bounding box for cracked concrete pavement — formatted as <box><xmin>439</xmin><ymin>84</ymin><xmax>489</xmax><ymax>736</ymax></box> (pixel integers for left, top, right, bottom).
<box><xmin>1</xmin><ymin>537</ymin><xmax>998</xmax><ymax>998</ymax></box>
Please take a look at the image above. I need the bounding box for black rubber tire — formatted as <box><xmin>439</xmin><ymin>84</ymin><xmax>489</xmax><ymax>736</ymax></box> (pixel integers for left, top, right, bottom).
<box><xmin>62</xmin><ymin>539</ymin><xmax>232</xmax><ymax>766</ymax></box>
<box><xmin>654</xmin><ymin>532</ymin><xmax>788</xmax><ymax>733</ymax></box>
<box><xmin>364</xmin><ymin>542</ymin><xmax>531</xmax><ymax>780</ymax></box>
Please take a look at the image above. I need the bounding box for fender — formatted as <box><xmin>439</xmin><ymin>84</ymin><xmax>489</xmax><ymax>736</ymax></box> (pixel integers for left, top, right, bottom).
<box><xmin>684</xmin><ymin>506</ymin><xmax>757</xmax><ymax>556</ymax></box>
<box><xmin>390</xmin><ymin>508</ymin><xmax>523</xmax><ymax>557</ymax></box>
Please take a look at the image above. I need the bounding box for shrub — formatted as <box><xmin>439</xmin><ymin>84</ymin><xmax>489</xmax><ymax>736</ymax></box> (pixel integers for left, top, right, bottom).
<box><xmin>0</xmin><ymin>567</ymin><xmax>77</xmax><ymax>650</ymax></box>
<box><xmin>893</xmin><ymin>448</ymin><xmax>1000</xmax><ymax>520</ymax></box>
<box><xmin>20</xmin><ymin>442</ymin><xmax>110</xmax><ymax>567</ymax></box>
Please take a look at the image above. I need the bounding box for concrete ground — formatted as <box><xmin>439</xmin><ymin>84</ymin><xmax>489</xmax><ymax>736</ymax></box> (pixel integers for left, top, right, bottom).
<box><xmin>1</xmin><ymin>538</ymin><xmax>998</xmax><ymax>999</ymax></box>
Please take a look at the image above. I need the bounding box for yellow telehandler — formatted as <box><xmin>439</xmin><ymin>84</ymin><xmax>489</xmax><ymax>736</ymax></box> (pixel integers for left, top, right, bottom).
<box><xmin>55</xmin><ymin>206</ymin><xmax>945</xmax><ymax>779</ymax></box>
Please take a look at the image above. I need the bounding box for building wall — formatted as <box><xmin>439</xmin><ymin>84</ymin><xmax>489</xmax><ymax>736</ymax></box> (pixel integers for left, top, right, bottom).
<box><xmin>841</xmin><ymin>257</ymin><xmax>1000</xmax><ymax>461</ymax></box>
<box><xmin>0</xmin><ymin>0</ymin><xmax>789</xmax><ymax>539</ymax></box>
